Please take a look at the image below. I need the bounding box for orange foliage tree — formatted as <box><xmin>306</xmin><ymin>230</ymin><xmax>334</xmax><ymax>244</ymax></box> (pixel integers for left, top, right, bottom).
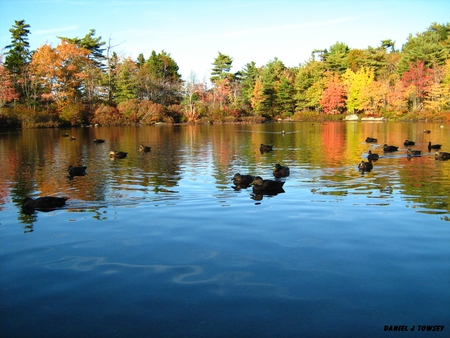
<box><xmin>30</xmin><ymin>41</ymin><xmax>91</xmax><ymax>112</ymax></box>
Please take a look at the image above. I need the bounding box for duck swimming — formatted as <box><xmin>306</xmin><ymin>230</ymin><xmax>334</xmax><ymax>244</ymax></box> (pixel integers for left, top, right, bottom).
<box><xmin>404</xmin><ymin>140</ymin><xmax>415</xmax><ymax>146</ymax></box>
<box><xmin>232</xmin><ymin>173</ymin><xmax>254</xmax><ymax>188</ymax></box>
<box><xmin>273</xmin><ymin>164</ymin><xmax>290</xmax><ymax>178</ymax></box>
<box><xmin>428</xmin><ymin>142</ymin><xmax>442</xmax><ymax>151</ymax></box>
<box><xmin>260</xmin><ymin>144</ymin><xmax>273</xmax><ymax>153</ymax></box>
<box><xmin>383</xmin><ymin>144</ymin><xmax>399</xmax><ymax>152</ymax></box>
<box><xmin>109</xmin><ymin>150</ymin><xmax>128</xmax><ymax>158</ymax></box>
<box><xmin>407</xmin><ymin>149</ymin><xmax>421</xmax><ymax>156</ymax></box>
<box><xmin>365</xmin><ymin>137</ymin><xmax>377</xmax><ymax>143</ymax></box>
<box><xmin>139</xmin><ymin>144</ymin><xmax>151</xmax><ymax>152</ymax></box>
<box><xmin>68</xmin><ymin>165</ymin><xmax>87</xmax><ymax>176</ymax></box>
<box><xmin>250</xmin><ymin>176</ymin><xmax>285</xmax><ymax>194</ymax></box>
<box><xmin>358</xmin><ymin>160</ymin><xmax>373</xmax><ymax>172</ymax></box>
<box><xmin>367</xmin><ymin>150</ymin><xmax>379</xmax><ymax>161</ymax></box>
<box><xmin>435</xmin><ymin>151</ymin><xmax>450</xmax><ymax>160</ymax></box>
<box><xmin>22</xmin><ymin>196</ymin><xmax>68</xmax><ymax>213</ymax></box>
<box><xmin>93</xmin><ymin>138</ymin><xmax>105</xmax><ymax>143</ymax></box>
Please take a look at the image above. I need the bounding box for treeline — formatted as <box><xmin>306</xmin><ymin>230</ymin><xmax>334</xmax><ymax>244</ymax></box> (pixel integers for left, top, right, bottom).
<box><xmin>1</xmin><ymin>20</ymin><xmax>449</xmax><ymax>128</ymax></box>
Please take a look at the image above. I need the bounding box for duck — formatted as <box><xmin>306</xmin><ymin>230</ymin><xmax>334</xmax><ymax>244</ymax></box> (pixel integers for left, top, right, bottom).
<box><xmin>22</xmin><ymin>196</ymin><xmax>68</xmax><ymax>213</ymax></box>
<box><xmin>407</xmin><ymin>149</ymin><xmax>421</xmax><ymax>156</ymax></box>
<box><xmin>139</xmin><ymin>144</ymin><xmax>151</xmax><ymax>152</ymax></box>
<box><xmin>367</xmin><ymin>150</ymin><xmax>379</xmax><ymax>161</ymax></box>
<box><xmin>273</xmin><ymin>163</ymin><xmax>290</xmax><ymax>178</ymax></box>
<box><xmin>434</xmin><ymin>151</ymin><xmax>450</xmax><ymax>160</ymax></box>
<box><xmin>109</xmin><ymin>150</ymin><xmax>128</xmax><ymax>158</ymax></box>
<box><xmin>358</xmin><ymin>160</ymin><xmax>373</xmax><ymax>172</ymax></box>
<box><xmin>232</xmin><ymin>173</ymin><xmax>254</xmax><ymax>187</ymax></box>
<box><xmin>62</xmin><ymin>133</ymin><xmax>69</xmax><ymax>137</ymax></box>
<box><xmin>404</xmin><ymin>140</ymin><xmax>415</xmax><ymax>146</ymax></box>
<box><xmin>423</xmin><ymin>130</ymin><xmax>431</xmax><ymax>134</ymax></box>
<box><xmin>365</xmin><ymin>137</ymin><xmax>377</xmax><ymax>143</ymax></box>
<box><xmin>428</xmin><ymin>142</ymin><xmax>442</xmax><ymax>151</ymax></box>
<box><xmin>260</xmin><ymin>144</ymin><xmax>273</xmax><ymax>153</ymax></box>
<box><xmin>250</xmin><ymin>176</ymin><xmax>285</xmax><ymax>194</ymax></box>
<box><xmin>70</xmin><ymin>136</ymin><xmax>76</xmax><ymax>141</ymax></box>
<box><xmin>383</xmin><ymin>144</ymin><xmax>399</xmax><ymax>152</ymax></box>
<box><xmin>93</xmin><ymin>138</ymin><xmax>105</xmax><ymax>143</ymax></box>
<box><xmin>68</xmin><ymin>165</ymin><xmax>87</xmax><ymax>176</ymax></box>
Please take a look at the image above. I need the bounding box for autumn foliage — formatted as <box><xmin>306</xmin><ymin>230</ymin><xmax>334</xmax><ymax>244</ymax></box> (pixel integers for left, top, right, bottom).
<box><xmin>1</xmin><ymin>20</ymin><xmax>449</xmax><ymax>127</ymax></box>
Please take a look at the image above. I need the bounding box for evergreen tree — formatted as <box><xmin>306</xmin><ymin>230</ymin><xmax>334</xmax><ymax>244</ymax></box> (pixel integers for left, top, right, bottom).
<box><xmin>210</xmin><ymin>52</ymin><xmax>233</xmax><ymax>84</ymax></box>
<box><xmin>3</xmin><ymin>20</ymin><xmax>32</xmax><ymax>103</ymax></box>
<box><xmin>58</xmin><ymin>29</ymin><xmax>106</xmax><ymax>68</ymax></box>
<box><xmin>259</xmin><ymin>58</ymin><xmax>286</xmax><ymax>118</ymax></box>
<box><xmin>114</xmin><ymin>58</ymin><xmax>138</xmax><ymax>104</ymax></box>
<box><xmin>239</xmin><ymin>61</ymin><xmax>259</xmax><ymax>109</ymax></box>
<box><xmin>275</xmin><ymin>75</ymin><xmax>296</xmax><ymax>116</ymax></box>
<box><xmin>137</xmin><ymin>50</ymin><xmax>182</xmax><ymax>105</ymax></box>
<box><xmin>323</xmin><ymin>42</ymin><xmax>350</xmax><ymax>74</ymax></box>
<box><xmin>294</xmin><ymin>58</ymin><xmax>325</xmax><ymax>111</ymax></box>
<box><xmin>398</xmin><ymin>22</ymin><xmax>450</xmax><ymax>73</ymax></box>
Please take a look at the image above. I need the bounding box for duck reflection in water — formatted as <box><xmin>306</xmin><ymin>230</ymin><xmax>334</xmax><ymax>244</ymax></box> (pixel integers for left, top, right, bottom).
<box><xmin>232</xmin><ymin>173</ymin><xmax>254</xmax><ymax>190</ymax></box>
<box><xmin>22</xmin><ymin>196</ymin><xmax>68</xmax><ymax>214</ymax></box>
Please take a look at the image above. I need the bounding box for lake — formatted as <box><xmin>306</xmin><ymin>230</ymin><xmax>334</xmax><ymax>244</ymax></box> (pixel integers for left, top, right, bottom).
<box><xmin>1</xmin><ymin>121</ymin><xmax>449</xmax><ymax>337</ymax></box>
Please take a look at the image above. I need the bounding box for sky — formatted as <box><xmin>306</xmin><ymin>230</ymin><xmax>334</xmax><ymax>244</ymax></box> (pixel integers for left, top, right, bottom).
<box><xmin>1</xmin><ymin>0</ymin><xmax>449</xmax><ymax>81</ymax></box>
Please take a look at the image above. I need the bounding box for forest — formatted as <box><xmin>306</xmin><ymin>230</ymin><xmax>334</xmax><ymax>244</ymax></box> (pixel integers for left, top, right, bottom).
<box><xmin>0</xmin><ymin>20</ymin><xmax>449</xmax><ymax>128</ymax></box>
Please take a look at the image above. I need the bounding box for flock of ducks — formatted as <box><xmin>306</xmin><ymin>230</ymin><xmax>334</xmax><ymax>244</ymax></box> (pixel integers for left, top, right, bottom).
<box><xmin>233</xmin><ymin>144</ymin><xmax>289</xmax><ymax>196</ymax></box>
<box><xmin>21</xmin><ymin>129</ymin><xmax>449</xmax><ymax>212</ymax></box>
<box><xmin>359</xmin><ymin>132</ymin><xmax>449</xmax><ymax>174</ymax></box>
<box><xmin>22</xmin><ymin>135</ymin><xmax>152</xmax><ymax>213</ymax></box>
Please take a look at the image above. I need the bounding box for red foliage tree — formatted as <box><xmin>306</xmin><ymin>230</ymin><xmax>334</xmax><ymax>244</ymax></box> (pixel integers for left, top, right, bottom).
<box><xmin>401</xmin><ymin>61</ymin><xmax>434</xmax><ymax>110</ymax></box>
<box><xmin>0</xmin><ymin>62</ymin><xmax>19</xmax><ymax>110</ymax></box>
<box><xmin>320</xmin><ymin>73</ymin><xmax>346</xmax><ymax>114</ymax></box>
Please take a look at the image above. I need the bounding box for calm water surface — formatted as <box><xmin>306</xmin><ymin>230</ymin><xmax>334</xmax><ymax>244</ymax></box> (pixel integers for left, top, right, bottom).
<box><xmin>1</xmin><ymin>122</ymin><xmax>449</xmax><ymax>337</ymax></box>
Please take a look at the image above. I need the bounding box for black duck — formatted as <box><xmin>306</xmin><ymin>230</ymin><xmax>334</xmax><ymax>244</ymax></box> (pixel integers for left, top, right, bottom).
<box><xmin>435</xmin><ymin>151</ymin><xmax>450</xmax><ymax>160</ymax></box>
<box><xmin>407</xmin><ymin>149</ymin><xmax>421</xmax><ymax>156</ymax></box>
<box><xmin>428</xmin><ymin>142</ymin><xmax>442</xmax><ymax>151</ymax></box>
<box><xmin>139</xmin><ymin>144</ymin><xmax>151</xmax><ymax>152</ymax></box>
<box><xmin>365</xmin><ymin>137</ymin><xmax>377</xmax><ymax>143</ymax></box>
<box><xmin>68</xmin><ymin>165</ymin><xmax>87</xmax><ymax>176</ymax></box>
<box><xmin>404</xmin><ymin>140</ymin><xmax>415</xmax><ymax>146</ymax></box>
<box><xmin>383</xmin><ymin>144</ymin><xmax>398</xmax><ymax>152</ymax></box>
<box><xmin>273</xmin><ymin>164</ymin><xmax>290</xmax><ymax>178</ymax></box>
<box><xmin>93</xmin><ymin>138</ymin><xmax>105</xmax><ymax>143</ymax></box>
<box><xmin>260</xmin><ymin>144</ymin><xmax>273</xmax><ymax>153</ymax></box>
<box><xmin>232</xmin><ymin>173</ymin><xmax>254</xmax><ymax>188</ymax></box>
<box><xmin>367</xmin><ymin>150</ymin><xmax>379</xmax><ymax>161</ymax></box>
<box><xmin>358</xmin><ymin>160</ymin><xmax>373</xmax><ymax>172</ymax></box>
<box><xmin>250</xmin><ymin>176</ymin><xmax>285</xmax><ymax>194</ymax></box>
<box><xmin>22</xmin><ymin>196</ymin><xmax>68</xmax><ymax>213</ymax></box>
<box><xmin>109</xmin><ymin>150</ymin><xmax>128</xmax><ymax>158</ymax></box>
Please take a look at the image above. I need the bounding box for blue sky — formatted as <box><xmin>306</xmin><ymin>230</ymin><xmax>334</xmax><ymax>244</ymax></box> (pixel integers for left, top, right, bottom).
<box><xmin>1</xmin><ymin>0</ymin><xmax>449</xmax><ymax>80</ymax></box>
